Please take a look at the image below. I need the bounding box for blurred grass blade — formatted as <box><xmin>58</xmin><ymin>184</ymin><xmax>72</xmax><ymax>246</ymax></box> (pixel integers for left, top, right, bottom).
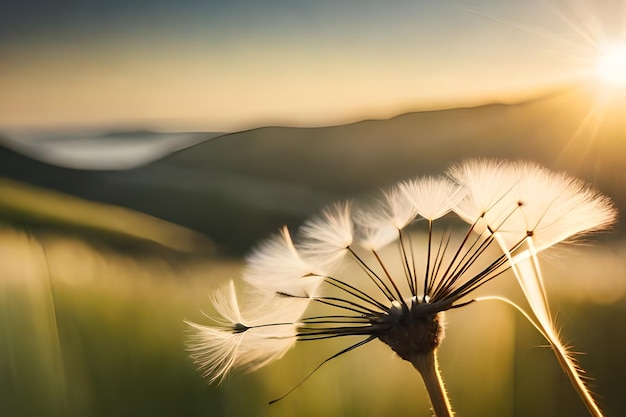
<box><xmin>0</xmin><ymin>234</ymin><xmax>67</xmax><ymax>416</ymax></box>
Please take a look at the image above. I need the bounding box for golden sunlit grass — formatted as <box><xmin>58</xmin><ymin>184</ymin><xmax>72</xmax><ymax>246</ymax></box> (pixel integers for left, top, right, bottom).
<box><xmin>1</xmin><ymin>225</ymin><xmax>625</xmax><ymax>416</ymax></box>
<box><xmin>0</xmin><ymin>226</ymin><xmax>234</xmax><ymax>416</ymax></box>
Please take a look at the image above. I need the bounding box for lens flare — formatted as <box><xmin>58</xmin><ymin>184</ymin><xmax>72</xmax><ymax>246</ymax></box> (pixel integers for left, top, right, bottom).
<box><xmin>596</xmin><ymin>45</ymin><xmax>626</xmax><ymax>86</ymax></box>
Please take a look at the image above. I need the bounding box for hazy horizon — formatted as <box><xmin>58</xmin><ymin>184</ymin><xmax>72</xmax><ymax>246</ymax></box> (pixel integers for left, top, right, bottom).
<box><xmin>1</xmin><ymin>79</ymin><xmax>624</xmax><ymax>170</ymax></box>
<box><xmin>0</xmin><ymin>78</ymin><xmax>604</xmax><ymax>134</ymax></box>
<box><xmin>3</xmin><ymin>0</ymin><xmax>626</xmax><ymax>132</ymax></box>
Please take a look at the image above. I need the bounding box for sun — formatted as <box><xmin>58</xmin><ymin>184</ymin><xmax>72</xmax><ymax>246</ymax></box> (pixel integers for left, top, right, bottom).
<box><xmin>596</xmin><ymin>45</ymin><xmax>626</xmax><ymax>86</ymax></box>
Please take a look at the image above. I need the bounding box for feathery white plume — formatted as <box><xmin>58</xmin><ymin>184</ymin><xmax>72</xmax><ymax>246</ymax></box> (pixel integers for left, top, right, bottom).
<box><xmin>298</xmin><ymin>201</ymin><xmax>354</xmax><ymax>268</ymax></box>
<box><xmin>354</xmin><ymin>184</ymin><xmax>418</xmax><ymax>249</ymax></box>
<box><xmin>448</xmin><ymin>159</ymin><xmax>521</xmax><ymax>229</ymax></box>
<box><xmin>243</xmin><ymin>225</ymin><xmax>326</xmax><ymax>299</ymax></box>
<box><xmin>450</xmin><ymin>159</ymin><xmax>616</xmax><ymax>253</ymax></box>
<box><xmin>400</xmin><ymin>176</ymin><xmax>464</xmax><ymax>220</ymax></box>
<box><xmin>452</xmin><ymin>159</ymin><xmax>616</xmax><ymax>417</ymax></box>
<box><xmin>505</xmin><ymin>162</ymin><xmax>616</xmax><ymax>252</ymax></box>
<box><xmin>186</xmin><ymin>281</ymin><xmax>299</xmax><ymax>384</ymax></box>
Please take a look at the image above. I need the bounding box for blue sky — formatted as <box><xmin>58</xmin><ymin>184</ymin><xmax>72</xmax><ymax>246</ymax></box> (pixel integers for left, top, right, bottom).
<box><xmin>1</xmin><ymin>0</ymin><xmax>625</xmax><ymax>131</ymax></box>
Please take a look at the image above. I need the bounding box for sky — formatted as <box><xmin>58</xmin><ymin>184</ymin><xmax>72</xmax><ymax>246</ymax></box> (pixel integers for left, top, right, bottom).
<box><xmin>1</xmin><ymin>0</ymin><xmax>626</xmax><ymax>132</ymax></box>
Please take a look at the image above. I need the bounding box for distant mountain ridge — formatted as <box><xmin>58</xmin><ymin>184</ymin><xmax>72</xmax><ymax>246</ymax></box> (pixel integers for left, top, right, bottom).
<box><xmin>1</xmin><ymin>84</ymin><xmax>624</xmax><ymax>254</ymax></box>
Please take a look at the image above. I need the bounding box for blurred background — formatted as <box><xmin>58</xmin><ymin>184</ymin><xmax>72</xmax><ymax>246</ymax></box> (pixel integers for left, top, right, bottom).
<box><xmin>1</xmin><ymin>0</ymin><xmax>626</xmax><ymax>416</ymax></box>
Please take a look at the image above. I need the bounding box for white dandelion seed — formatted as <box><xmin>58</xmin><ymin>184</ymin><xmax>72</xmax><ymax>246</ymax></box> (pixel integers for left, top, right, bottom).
<box><xmin>400</xmin><ymin>176</ymin><xmax>464</xmax><ymax>221</ymax></box>
<box><xmin>354</xmin><ymin>184</ymin><xmax>418</xmax><ymax>250</ymax></box>
<box><xmin>449</xmin><ymin>159</ymin><xmax>522</xmax><ymax>228</ymax></box>
<box><xmin>187</xmin><ymin>159</ymin><xmax>616</xmax><ymax>417</ymax></box>
<box><xmin>186</xmin><ymin>281</ymin><xmax>301</xmax><ymax>384</ymax></box>
<box><xmin>297</xmin><ymin>201</ymin><xmax>354</xmax><ymax>269</ymax></box>
<box><xmin>243</xmin><ymin>225</ymin><xmax>326</xmax><ymax>299</ymax></box>
<box><xmin>450</xmin><ymin>159</ymin><xmax>616</xmax><ymax>417</ymax></box>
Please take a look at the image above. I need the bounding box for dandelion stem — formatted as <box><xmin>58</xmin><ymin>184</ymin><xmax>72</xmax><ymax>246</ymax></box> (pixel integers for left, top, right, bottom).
<box><xmin>410</xmin><ymin>350</ymin><xmax>454</xmax><ymax>417</ymax></box>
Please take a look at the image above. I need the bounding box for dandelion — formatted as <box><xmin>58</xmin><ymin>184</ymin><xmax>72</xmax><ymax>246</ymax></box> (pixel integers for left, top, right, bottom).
<box><xmin>186</xmin><ymin>159</ymin><xmax>616</xmax><ymax>417</ymax></box>
<box><xmin>450</xmin><ymin>159</ymin><xmax>616</xmax><ymax>417</ymax></box>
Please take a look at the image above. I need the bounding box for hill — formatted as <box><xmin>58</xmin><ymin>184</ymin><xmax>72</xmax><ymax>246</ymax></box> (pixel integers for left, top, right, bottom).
<box><xmin>0</xmin><ymin>177</ymin><xmax>213</xmax><ymax>253</ymax></box>
<box><xmin>0</xmin><ymin>84</ymin><xmax>624</xmax><ymax>254</ymax></box>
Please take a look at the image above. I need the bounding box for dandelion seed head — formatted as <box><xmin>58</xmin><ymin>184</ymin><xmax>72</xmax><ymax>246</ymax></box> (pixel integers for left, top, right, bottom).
<box><xmin>378</xmin><ymin>312</ymin><xmax>445</xmax><ymax>360</ymax></box>
<box><xmin>400</xmin><ymin>176</ymin><xmax>464</xmax><ymax>220</ymax></box>
<box><xmin>188</xmin><ymin>158</ymin><xmax>615</xmax><ymax>415</ymax></box>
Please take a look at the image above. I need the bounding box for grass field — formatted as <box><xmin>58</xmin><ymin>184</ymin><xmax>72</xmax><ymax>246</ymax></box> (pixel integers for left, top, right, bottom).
<box><xmin>1</xmin><ymin>181</ymin><xmax>625</xmax><ymax>416</ymax></box>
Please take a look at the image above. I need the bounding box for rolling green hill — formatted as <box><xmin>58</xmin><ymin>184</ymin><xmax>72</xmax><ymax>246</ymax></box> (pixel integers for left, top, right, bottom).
<box><xmin>0</xmin><ymin>177</ymin><xmax>213</xmax><ymax>254</ymax></box>
<box><xmin>1</xmin><ymin>84</ymin><xmax>624</xmax><ymax>254</ymax></box>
